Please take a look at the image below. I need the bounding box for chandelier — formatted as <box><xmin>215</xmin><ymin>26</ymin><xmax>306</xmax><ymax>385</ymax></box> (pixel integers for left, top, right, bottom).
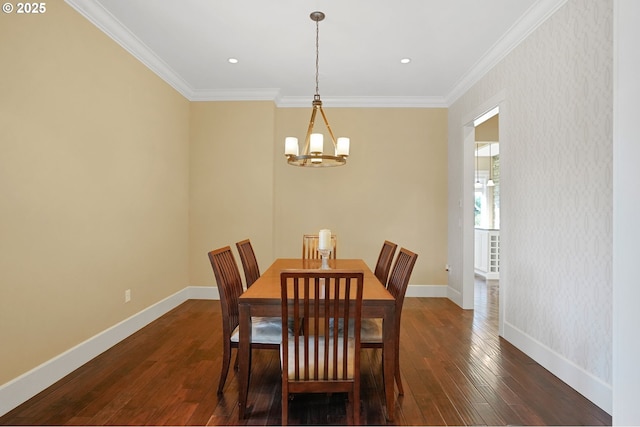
<box><xmin>284</xmin><ymin>11</ymin><xmax>349</xmax><ymax>167</ymax></box>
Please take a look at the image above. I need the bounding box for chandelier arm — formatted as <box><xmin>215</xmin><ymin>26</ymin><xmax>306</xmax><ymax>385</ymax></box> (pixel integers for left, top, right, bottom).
<box><xmin>299</xmin><ymin>104</ymin><xmax>320</xmax><ymax>166</ymax></box>
<box><xmin>302</xmin><ymin>105</ymin><xmax>319</xmax><ymax>152</ymax></box>
<box><xmin>318</xmin><ymin>105</ymin><xmax>338</xmax><ymax>148</ymax></box>
<box><xmin>300</xmin><ymin>105</ymin><xmax>320</xmax><ymax>166</ymax></box>
<box><xmin>287</xmin><ymin>155</ymin><xmax>346</xmax><ymax>167</ymax></box>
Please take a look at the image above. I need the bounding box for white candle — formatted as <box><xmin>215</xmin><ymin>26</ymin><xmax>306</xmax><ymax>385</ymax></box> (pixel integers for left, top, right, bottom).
<box><xmin>318</xmin><ymin>229</ymin><xmax>331</xmax><ymax>250</ymax></box>
<box><xmin>336</xmin><ymin>137</ymin><xmax>350</xmax><ymax>157</ymax></box>
<box><xmin>310</xmin><ymin>133</ymin><xmax>323</xmax><ymax>154</ymax></box>
<box><xmin>285</xmin><ymin>137</ymin><xmax>298</xmax><ymax>156</ymax></box>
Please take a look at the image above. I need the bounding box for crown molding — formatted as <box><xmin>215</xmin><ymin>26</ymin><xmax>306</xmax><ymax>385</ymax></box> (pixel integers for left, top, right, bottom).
<box><xmin>66</xmin><ymin>0</ymin><xmax>567</xmax><ymax>107</ymax></box>
<box><xmin>189</xmin><ymin>89</ymin><xmax>282</xmax><ymax>102</ymax></box>
<box><xmin>63</xmin><ymin>0</ymin><xmax>442</xmax><ymax>108</ymax></box>
<box><xmin>445</xmin><ymin>0</ymin><xmax>569</xmax><ymax>105</ymax></box>
<box><xmin>275</xmin><ymin>95</ymin><xmax>448</xmax><ymax>108</ymax></box>
<box><xmin>64</xmin><ymin>0</ymin><xmax>195</xmax><ymax>99</ymax></box>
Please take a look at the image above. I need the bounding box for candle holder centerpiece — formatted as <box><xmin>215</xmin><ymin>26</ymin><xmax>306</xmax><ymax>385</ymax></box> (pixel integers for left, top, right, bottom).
<box><xmin>317</xmin><ymin>229</ymin><xmax>332</xmax><ymax>269</ymax></box>
<box><xmin>318</xmin><ymin>248</ymin><xmax>332</xmax><ymax>269</ymax></box>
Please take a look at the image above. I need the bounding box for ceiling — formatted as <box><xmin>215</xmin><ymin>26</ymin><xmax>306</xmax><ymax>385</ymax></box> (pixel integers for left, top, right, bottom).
<box><xmin>65</xmin><ymin>0</ymin><xmax>566</xmax><ymax>107</ymax></box>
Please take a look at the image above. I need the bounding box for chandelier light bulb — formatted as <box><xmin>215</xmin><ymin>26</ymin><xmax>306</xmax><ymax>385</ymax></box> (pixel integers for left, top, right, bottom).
<box><xmin>336</xmin><ymin>137</ymin><xmax>350</xmax><ymax>157</ymax></box>
<box><xmin>310</xmin><ymin>133</ymin><xmax>323</xmax><ymax>154</ymax></box>
<box><xmin>285</xmin><ymin>137</ymin><xmax>299</xmax><ymax>156</ymax></box>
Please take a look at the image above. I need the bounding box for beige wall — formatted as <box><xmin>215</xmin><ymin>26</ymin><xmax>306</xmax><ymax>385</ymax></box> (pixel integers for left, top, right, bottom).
<box><xmin>189</xmin><ymin>105</ymin><xmax>449</xmax><ymax>287</ymax></box>
<box><xmin>0</xmin><ymin>4</ymin><xmax>190</xmax><ymax>384</ymax></box>
<box><xmin>475</xmin><ymin>115</ymin><xmax>499</xmax><ymax>141</ymax></box>
<box><xmin>274</xmin><ymin>108</ymin><xmax>448</xmax><ymax>285</ymax></box>
<box><xmin>189</xmin><ymin>102</ymin><xmax>276</xmax><ymax>286</ymax></box>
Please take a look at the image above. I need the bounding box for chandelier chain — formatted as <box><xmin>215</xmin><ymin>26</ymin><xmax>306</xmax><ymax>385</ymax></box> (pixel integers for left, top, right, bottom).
<box><xmin>315</xmin><ymin>18</ymin><xmax>320</xmax><ymax>96</ymax></box>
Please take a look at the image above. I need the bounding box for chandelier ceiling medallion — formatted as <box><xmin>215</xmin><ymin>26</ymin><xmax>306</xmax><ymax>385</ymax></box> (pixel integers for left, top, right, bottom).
<box><xmin>284</xmin><ymin>11</ymin><xmax>349</xmax><ymax>167</ymax></box>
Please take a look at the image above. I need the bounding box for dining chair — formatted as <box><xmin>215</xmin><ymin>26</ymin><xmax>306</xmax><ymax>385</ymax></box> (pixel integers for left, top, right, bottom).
<box><xmin>361</xmin><ymin>247</ymin><xmax>418</xmax><ymax>396</ymax></box>
<box><xmin>280</xmin><ymin>269</ymin><xmax>364</xmax><ymax>425</ymax></box>
<box><xmin>373</xmin><ymin>240</ymin><xmax>398</xmax><ymax>286</ymax></box>
<box><xmin>235</xmin><ymin>239</ymin><xmax>260</xmax><ymax>288</ymax></box>
<box><xmin>208</xmin><ymin>246</ymin><xmax>282</xmax><ymax>394</ymax></box>
<box><xmin>302</xmin><ymin>234</ymin><xmax>337</xmax><ymax>260</ymax></box>
<box><xmin>236</xmin><ymin>238</ymin><xmax>287</xmax><ymax>336</ymax></box>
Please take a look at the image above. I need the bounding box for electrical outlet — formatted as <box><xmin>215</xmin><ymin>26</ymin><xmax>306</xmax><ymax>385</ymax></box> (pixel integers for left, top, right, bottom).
<box><xmin>125</xmin><ymin>289</ymin><xmax>131</xmax><ymax>303</ymax></box>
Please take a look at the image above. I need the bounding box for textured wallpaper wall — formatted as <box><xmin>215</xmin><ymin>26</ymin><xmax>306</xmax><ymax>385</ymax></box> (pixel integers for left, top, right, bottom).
<box><xmin>449</xmin><ymin>0</ymin><xmax>613</xmax><ymax>387</ymax></box>
<box><xmin>506</xmin><ymin>0</ymin><xmax>612</xmax><ymax>385</ymax></box>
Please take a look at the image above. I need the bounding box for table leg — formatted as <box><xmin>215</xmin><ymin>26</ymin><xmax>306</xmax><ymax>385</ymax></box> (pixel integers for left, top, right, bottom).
<box><xmin>238</xmin><ymin>304</ymin><xmax>251</xmax><ymax>419</ymax></box>
<box><xmin>383</xmin><ymin>307</ymin><xmax>396</xmax><ymax>421</ymax></box>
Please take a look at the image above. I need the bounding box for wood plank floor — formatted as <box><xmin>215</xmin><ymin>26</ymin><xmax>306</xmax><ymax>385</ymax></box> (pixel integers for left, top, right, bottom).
<box><xmin>1</xmin><ymin>279</ymin><xmax>611</xmax><ymax>425</ymax></box>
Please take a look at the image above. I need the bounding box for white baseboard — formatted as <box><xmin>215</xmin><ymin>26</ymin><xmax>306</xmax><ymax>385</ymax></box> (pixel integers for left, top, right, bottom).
<box><xmin>503</xmin><ymin>321</ymin><xmax>612</xmax><ymax>415</ymax></box>
<box><xmin>0</xmin><ymin>287</ymin><xmax>201</xmax><ymax>417</ymax></box>
<box><xmin>2</xmin><ymin>285</ymin><xmax>612</xmax><ymax>418</ymax></box>
<box><xmin>446</xmin><ymin>285</ymin><xmax>463</xmax><ymax>306</ymax></box>
<box><xmin>187</xmin><ymin>285</ymin><xmax>218</xmax><ymax>300</ymax></box>
<box><xmin>406</xmin><ymin>284</ymin><xmax>448</xmax><ymax>297</ymax></box>
<box><xmin>1</xmin><ymin>283</ymin><xmax>434</xmax><ymax>417</ymax></box>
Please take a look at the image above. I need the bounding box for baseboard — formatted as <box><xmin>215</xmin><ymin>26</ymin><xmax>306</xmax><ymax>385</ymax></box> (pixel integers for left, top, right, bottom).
<box><xmin>187</xmin><ymin>285</ymin><xmax>218</xmax><ymax>300</ymax></box>
<box><xmin>2</xmin><ymin>281</ymin><xmax>428</xmax><ymax>417</ymax></box>
<box><xmin>406</xmin><ymin>284</ymin><xmax>448</xmax><ymax>297</ymax></box>
<box><xmin>0</xmin><ymin>287</ymin><xmax>197</xmax><ymax>417</ymax></box>
<box><xmin>3</xmin><ymin>285</ymin><xmax>611</xmax><ymax>418</ymax></box>
<box><xmin>446</xmin><ymin>285</ymin><xmax>463</xmax><ymax>307</ymax></box>
<box><xmin>503</xmin><ymin>321</ymin><xmax>612</xmax><ymax>415</ymax></box>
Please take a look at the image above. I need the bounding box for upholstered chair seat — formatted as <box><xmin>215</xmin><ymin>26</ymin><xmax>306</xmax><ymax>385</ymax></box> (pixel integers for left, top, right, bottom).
<box><xmin>359</xmin><ymin>318</ymin><xmax>384</xmax><ymax>343</ymax></box>
<box><xmin>283</xmin><ymin>337</ymin><xmax>356</xmax><ymax>379</ymax></box>
<box><xmin>230</xmin><ymin>316</ymin><xmax>283</xmax><ymax>345</ymax></box>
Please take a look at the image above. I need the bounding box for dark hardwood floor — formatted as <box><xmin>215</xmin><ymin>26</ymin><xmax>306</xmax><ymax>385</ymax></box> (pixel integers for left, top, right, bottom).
<box><xmin>1</xmin><ymin>278</ymin><xmax>611</xmax><ymax>425</ymax></box>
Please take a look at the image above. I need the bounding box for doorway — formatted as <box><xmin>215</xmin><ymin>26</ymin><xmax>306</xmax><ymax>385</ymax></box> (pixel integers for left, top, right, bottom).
<box><xmin>456</xmin><ymin>92</ymin><xmax>506</xmax><ymax>336</ymax></box>
<box><xmin>474</xmin><ymin>110</ymin><xmax>500</xmax><ymax>279</ymax></box>
<box><xmin>473</xmin><ymin>109</ymin><xmax>500</xmax><ymax>324</ymax></box>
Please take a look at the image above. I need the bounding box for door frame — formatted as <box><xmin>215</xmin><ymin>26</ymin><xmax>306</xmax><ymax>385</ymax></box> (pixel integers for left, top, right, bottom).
<box><xmin>461</xmin><ymin>90</ymin><xmax>506</xmax><ymax>336</ymax></box>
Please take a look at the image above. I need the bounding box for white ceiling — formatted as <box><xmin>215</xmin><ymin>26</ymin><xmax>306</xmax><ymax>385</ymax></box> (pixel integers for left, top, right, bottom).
<box><xmin>65</xmin><ymin>0</ymin><xmax>566</xmax><ymax>107</ymax></box>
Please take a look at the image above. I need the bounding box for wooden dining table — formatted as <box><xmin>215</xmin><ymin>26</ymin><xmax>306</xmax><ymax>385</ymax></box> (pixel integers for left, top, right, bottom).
<box><xmin>237</xmin><ymin>258</ymin><xmax>397</xmax><ymax>421</ymax></box>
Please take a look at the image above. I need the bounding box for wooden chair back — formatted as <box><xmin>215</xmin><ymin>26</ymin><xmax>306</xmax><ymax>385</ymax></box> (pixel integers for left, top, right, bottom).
<box><xmin>360</xmin><ymin>247</ymin><xmax>418</xmax><ymax>396</ymax></box>
<box><xmin>280</xmin><ymin>269</ymin><xmax>364</xmax><ymax>425</ymax></box>
<box><xmin>236</xmin><ymin>239</ymin><xmax>260</xmax><ymax>288</ymax></box>
<box><xmin>209</xmin><ymin>246</ymin><xmax>242</xmax><ymax>339</ymax></box>
<box><xmin>374</xmin><ymin>240</ymin><xmax>398</xmax><ymax>285</ymax></box>
<box><xmin>208</xmin><ymin>246</ymin><xmax>243</xmax><ymax>393</ymax></box>
<box><xmin>387</xmin><ymin>247</ymin><xmax>418</xmax><ymax>317</ymax></box>
<box><xmin>302</xmin><ymin>234</ymin><xmax>337</xmax><ymax>260</ymax></box>
<box><xmin>208</xmin><ymin>246</ymin><xmax>281</xmax><ymax>394</ymax></box>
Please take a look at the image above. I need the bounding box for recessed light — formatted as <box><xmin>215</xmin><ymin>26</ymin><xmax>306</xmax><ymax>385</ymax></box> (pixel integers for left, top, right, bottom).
<box><xmin>228</xmin><ymin>58</ymin><xmax>239</xmax><ymax>64</ymax></box>
<box><xmin>400</xmin><ymin>58</ymin><xmax>411</xmax><ymax>64</ymax></box>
